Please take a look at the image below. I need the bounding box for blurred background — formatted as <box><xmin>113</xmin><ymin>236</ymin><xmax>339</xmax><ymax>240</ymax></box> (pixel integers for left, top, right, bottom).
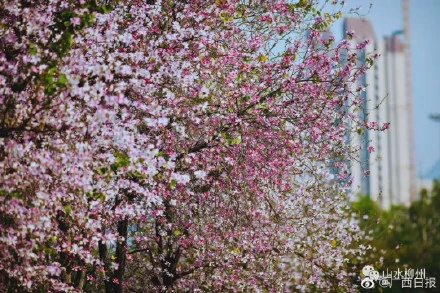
<box><xmin>360</xmin><ymin>0</ymin><xmax>440</xmax><ymax>181</ymax></box>
<box><xmin>332</xmin><ymin>0</ymin><xmax>440</xmax><ymax>192</ymax></box>
<box><xmin>328</xmin><ymin>1</ymin><xmax>440</xmax><ymax>290</ymax></box>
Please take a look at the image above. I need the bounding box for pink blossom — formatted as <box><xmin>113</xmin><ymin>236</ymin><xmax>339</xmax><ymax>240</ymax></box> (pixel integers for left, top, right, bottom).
<box><xmin>194</xmin><ymin>170</ymin><xmax>207</xmax><ymax>180</ymax></box>
<box><xmin>47</xmin><ymin>264</ymin><xmax>61</xmax><ymax>276</ymax></box>
<box><xmin>369</xmin><ymin>121</ymin><xmax>378</xmax><ymax>128</ymax></box>
<box><xmin>71</xmin><ymin>17</ymin><xmax>81</xmax><ymax>27</ymax></box>
<box><xmin>381</xmin><ymin>122</ymin><xmax>390</xmax><ymax>131</ymax></box>
<box><xmin>356</xmin><ymin>43</ymin><xmax>366</xmax><ymax>50</ymax></box>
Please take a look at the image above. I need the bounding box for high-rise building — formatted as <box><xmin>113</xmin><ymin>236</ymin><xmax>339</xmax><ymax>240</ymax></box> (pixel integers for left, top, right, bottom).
<box><xmin>344</xmin><ymin>17</ymin><xmax>416</xmax><ymax>209</ymax></box>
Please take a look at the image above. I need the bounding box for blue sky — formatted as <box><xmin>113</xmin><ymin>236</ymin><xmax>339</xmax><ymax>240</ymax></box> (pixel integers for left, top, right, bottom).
<box><xmin>331</xmin><ymin>0</ymin><xmax>440</xmax><ymax>178</ymax></box>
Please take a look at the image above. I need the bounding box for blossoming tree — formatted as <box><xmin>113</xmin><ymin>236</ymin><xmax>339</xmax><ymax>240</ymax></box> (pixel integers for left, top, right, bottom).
<box><xmin>0</xmin><ymin>0</ymin><xmax>384</xmax><ymax>292</ymax></box>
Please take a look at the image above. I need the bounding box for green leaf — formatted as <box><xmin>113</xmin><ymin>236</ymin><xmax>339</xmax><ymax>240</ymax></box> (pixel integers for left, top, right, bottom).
<box><xmin>64</xmin><ymin>205</ymin><xmax>72</xmax><ymax>215</ymax></box>
<box><xmin>110</xmin><ymin>163</ymin><xmax>118</xmax><ymax>172</ymax></box>
<box><xmin>170</xmin><ymin>179</ymin><xmax>177</xmax><ymax>189</ymax></box>
<box><xmin>299</xmin><ymin>0</ymin><xmax>307</xmax><ymax>8</ymax></box>
<box><xmin>86</xmin><ymin>191</ymin><xmax>106</xmax><ymax>201</ymax></box>
<box><xmin>44</xmin><ymin>85</ymin><xmax>57</xmax><ymax>95</ymax></box>
<box><xmin>57</xmin><ymin>73</ymin><xmax>68</xmax><ymax>86</ymax></box>
<box><xmin>61</xmin><ymin>9</ymin><xmax>75</xmax><ymax>19</ymax></box>
<box><xmin>48</xmin><ymin>65</ymin><xmax>57</xmax><ymax>74</ymax></box>
<box><xmin>156</xmin><ymin>150</ymin><xmax>170</xmax><ymax>161</ymax></box>
<box><xmin>221</xmin><ymin>131</ymin><xmax>230</xmax><ymax>139</ymax></box>
<box><xmin>82</xmin><ymin>13</ymin><xmax>96</xmax><ymax>26</ymax></box>
<box><xmin>66</xmin><ymin>33</ymin><xmax>74</xmax><ymax>47</ymax></box>
<box><xmin>227</xmin><ymin>136</ymin><xmax>241</xmax><ymax>145</ymax></box>
<box><xmin>10</xmin><ymin>192</ymin><xmax>24</xmax><ymax>200</ymax></box>
<box><xmin>126</xmin><ymin>171</ymin><xmax>144</xmax><ymax>181</ymax></box>
<box><xmin>54</xmin><ymin>32</ymin><xmax>75</xmax><ymax>57</ymax></box>
<box><xmin>114</xmin><ymin>151</ymin><xmax>130</xmax><ymax>168</ymax></box>
<box><xmin>101</xmin><ymin>4</ymin><xmax>114</xmax><ymax>13</ymax></box>
<box><xmin>29</xmin><ymin>43</ymin><xmax>37</xmax><ymax>55</ymax></box>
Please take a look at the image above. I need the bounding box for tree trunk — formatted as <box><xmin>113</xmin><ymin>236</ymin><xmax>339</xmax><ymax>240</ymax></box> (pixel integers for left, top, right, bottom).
<box><xmin>98</xmin><ymin>240</ymin><xmax>113</xmax><ymax>293</ymax></box>
<box><xmin>111</xmin><ymin>218</ymin><xmax>128</xmax><ymax>293</ymax></box>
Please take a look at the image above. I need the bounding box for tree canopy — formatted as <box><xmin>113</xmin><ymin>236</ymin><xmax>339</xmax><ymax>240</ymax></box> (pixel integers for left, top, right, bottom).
<box><xmin>0</xmin><ymin>0</ymin><xmax>382</xmax><ymax>292</ymax></box>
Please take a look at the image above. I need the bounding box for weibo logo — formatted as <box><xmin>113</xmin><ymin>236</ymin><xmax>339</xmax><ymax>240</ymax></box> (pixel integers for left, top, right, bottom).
<box><xmin>361</xmin><ymin>265</ymin><xmax>380</xmax><ymax>289</ymax></box>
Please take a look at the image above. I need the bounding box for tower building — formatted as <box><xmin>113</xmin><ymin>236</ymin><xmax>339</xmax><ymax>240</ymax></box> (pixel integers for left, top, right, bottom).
<box><xmin>344</xmin><ymin>16</ymin><xmax>416</xmax><ymax>208</ymax></box>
